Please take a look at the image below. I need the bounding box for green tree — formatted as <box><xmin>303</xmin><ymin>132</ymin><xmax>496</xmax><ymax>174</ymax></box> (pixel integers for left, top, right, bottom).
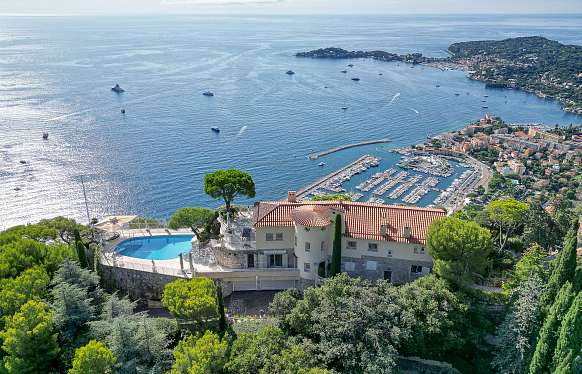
<box><xmin>329</xmin><ymin>215</ymin><xmax>342</xmax><ymax>277</ymax></box>
<box><xmin>504</xmin><ymin>244</ymin><xmax>548</xmax><ymax>292</ymax></box>
<box><xmin>168</xmin><ymin>207</ymin><xmax>217</xmax><ymax>243</ymax></box>
<box><xmin>73</xmin><ymin>228</ymin><xmax>88</xmax><ymax>269</ymax></box>
<box><xmin>485</xmin><ymin>199</ymin><xmax>529</xmax><ymax>252</ymax></box>
<box><xmin>492</xmin><ymin>274</ymin><xmax>544</xmax><ymax>374</ymax></box>
<box><xmin>529</xmin><ymin>282</ymin><xmax>575</xmax><ymax>374</ymax></box>
<box><xmin>51</xmin><ymin>282</ymin><xmax>95</xmax><ymax>343</ymax></box>
<box><xmin>552</xmin><ymin>291</ymin><xmax>582</xmax><ymax>373</ymax></box>
<box><xmin>522</xmin><ymin>203</ymin><xmax>560</xmax><ymax>250</ymax></box>
<box><xmin>0</xmin><ymin>300</ymin><xmax>59</xmax><ymax>374</ymax></box>
<box><xmin>225</xmin><ymin>326</ymin><xmax>287</xmax><ymax>373</ymax></box>
<box><xmin>69</xmin><ymin>340</ymin><xmax>116</xmax><ymax>374</ymax></box>
<box><xmin>261</xmin><ymin>342</ymin><xmax>329</xmax><ymax>374</ymax></box>
<box><xmin>426</xmin><ymin>217</ymin><xmax>493</xmax><ymax>286</ymax></box>
<box><xmin>0</xmin><ymin>266</ymin><xmax>50</xmax><ymax>323</ymax></box>
<box><xmin>169</xmin><ymin>331</ymin><xmax>229</xmax><ymax>374</ymax></box>
<box><xmin>539</xmin><ymin>225</ymin><xmax>578</xmax><ymax>315</ymax></box>
<box><xmin>162</xmin><ymin>278</ymin><xmax>219</xmax><ymax>328</ymax></box>
<box><xmin>204</xmin><ymin>169</ymin><xmax>256</xmax><ymax>213</ymax></box>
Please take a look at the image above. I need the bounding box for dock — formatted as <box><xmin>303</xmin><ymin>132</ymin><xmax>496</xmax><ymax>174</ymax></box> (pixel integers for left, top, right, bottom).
<box><xmin>308</xmin><ymin>139</ymin><xmax>391</xmax><ymax>160</ymax></box>
<box><xmin>297</xmin><ymin>155</ymin><xmax>379</xmax><ymax>199</ymax></box>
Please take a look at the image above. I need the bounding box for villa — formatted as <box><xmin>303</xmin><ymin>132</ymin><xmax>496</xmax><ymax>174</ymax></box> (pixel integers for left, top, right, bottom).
<box><xmin>209</xmin><ymin>192</ymin><xmax>446</xmax><ymax>291</ymax></box>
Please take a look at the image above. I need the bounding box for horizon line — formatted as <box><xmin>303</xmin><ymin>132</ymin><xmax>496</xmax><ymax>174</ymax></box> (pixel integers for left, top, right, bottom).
<box><xmin>1</xmin><ymin>12</ymin><xmax>582</xmax><ymax>17</ymax></box>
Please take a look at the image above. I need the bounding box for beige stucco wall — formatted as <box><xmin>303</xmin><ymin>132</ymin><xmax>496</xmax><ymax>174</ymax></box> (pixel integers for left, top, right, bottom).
<box><xmin>255</xmin><ymin>227</ymin><xmax>295</xmax><ymax>249</ymax></box>
<box><xmin>294</xmin><ymin>224</ymin><xmax>334</xmax><ymax>279</ymax></box>
<box><xmin>341</xmin><ymin>238</ymin><xmax>432</xmax><ymax>262</ymax></box>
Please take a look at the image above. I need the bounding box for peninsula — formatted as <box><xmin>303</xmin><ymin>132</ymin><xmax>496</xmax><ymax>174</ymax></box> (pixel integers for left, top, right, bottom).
<box><xmin>296</xmin><ymin>36</ymin><xmax>582</xmax><ymax>115</ymax></box>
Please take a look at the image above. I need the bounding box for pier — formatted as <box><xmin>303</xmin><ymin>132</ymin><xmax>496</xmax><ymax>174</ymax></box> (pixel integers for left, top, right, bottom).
<box><xmin>308</xmin><ymin>139</ymin><xmax>391</xmax><ymax>160</ymax></box>
<box><xmin>296</xmin><ymin>155</ymin><xmax>379</xmax><ymax>199</ymax></box>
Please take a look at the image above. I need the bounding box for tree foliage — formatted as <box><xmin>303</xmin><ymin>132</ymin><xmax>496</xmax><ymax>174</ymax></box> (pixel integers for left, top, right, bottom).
<box><xmin>203</xmin><ymin>169</ymin><xmax>256</xmax><ymax>212</ymax></box>
<box><xmin>162</xmin><ymin>278</ymin><xmax>219</xmax><ymax>327</ymax></box>
<box><xmin>329</xmin><ymin>214</ymin><xmax>342</xmax><ymax>277</ymax></box>
<box><xmin>0</xmin><ymin>300</ymin><xmax>60</xmax><ymax>374</ymax></box>
<box><xmin>426</xmin><ymin>217</ymin><xmax>493</xmax><ymax>286</ymax></box>
<box><xmin>529</xmin><ymin>282</ymin><xmax>575</xmax><ymax>374</ymax></box>
<box><xmin>551</xmin><ymin>291</ymin><xmax>582</xmax><ymax>373</ymax></box>
<box><xmin>168</xmin><ymin>208</ymin><xmax>217</xmax><ymax>243</ymax></box>
<box><xmin>0</xmin><ymin>266</ymin><xmax>50</xmax><ymax>325</ymax></box>
<box><xmin>225</xmin><ymin>326</ymin><xmax>287</xmax><ymax>373</ymax></box>
<box><xmin>69</xmin><ymin>340</ymin><xmax>116</xmax><ymax>374</ymax></box>
<box><xmin>169</xmin><ymin>331</ymin><xmax>229</xmax><ymax>374</ymax></box>
<box><xmin>485</xmin><ymin>199</ymin><xmax>529</xmax><ymax>252</ymax></box>
<box><xmin>311</xmin><ymin>194</ymin><xmax>352</xmax><ymax>201</ymax></box>
<box><xmin>492</xmin><ymin>274</ymin><xmax>544</xmax><ymax>374</ymax></box>
<box><xmin>504</xmin><ymin>244</ymin><xmax>548</xmax><ymax>292</ymax></box>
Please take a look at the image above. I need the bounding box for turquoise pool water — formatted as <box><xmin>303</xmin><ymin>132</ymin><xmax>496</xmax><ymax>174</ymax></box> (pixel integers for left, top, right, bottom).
<box><xmin>116</xmin><ymin>235</ymin><xmax>194</xmax><ymax>260</ymax></box>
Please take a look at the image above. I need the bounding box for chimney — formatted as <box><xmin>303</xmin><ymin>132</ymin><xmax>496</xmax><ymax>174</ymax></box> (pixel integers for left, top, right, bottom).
<box><xmin>403</xmin><ymin>225</ymin><xmax>412</xmax><ymax>239</ymax></box>
<box><xmin>287</xmin><ymin>191</ymin><xmax>297</xmax><ymax>203</ymax></box>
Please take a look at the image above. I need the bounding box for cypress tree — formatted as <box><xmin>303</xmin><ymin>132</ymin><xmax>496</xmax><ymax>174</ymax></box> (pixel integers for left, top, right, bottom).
<box><xmin>216</xmin><ymin>282</ymin><xmax>227</xmax><ymax>332</ymax></box>
<box><xmin>330</xmin><ymin>215</ymin><xmax>342</xmax><ymax>277</ymax></box>
<box><xmin>539</xmin><ymin>221</ymin><xmax>578</xmax><ymax>316</ymax></box>
<box><xmin>551</xmin><ymin>291</ymin><xmax>582</xmax><ymax>372</ymax></box>
<box><xmin>529</xmin><ymin>282</ymin><xmax>575</xmax><ymax>374</ymax></box>
<box><xmin>73</xmin><ymin>228</ymin><xmax>88</xmax><ymax>269</ymax></box>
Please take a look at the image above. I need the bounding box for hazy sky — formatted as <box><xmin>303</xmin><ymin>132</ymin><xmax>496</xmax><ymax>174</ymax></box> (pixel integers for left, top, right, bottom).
<box><xmin>2</xmin><ymin>0</ymin><xmax>582</xmax><ymax>15</ymax></box>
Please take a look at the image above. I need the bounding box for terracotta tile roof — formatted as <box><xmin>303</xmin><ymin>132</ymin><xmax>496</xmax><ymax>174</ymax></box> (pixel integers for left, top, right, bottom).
<box><xmin>254</xmin><ymin>200</ymin><xmax>446</xmax><ymax>244</ymax></box>
<box><xmin>290</xmin><ymin>205</ymin><xmax>333</xmax><ymax>227</ymax></box>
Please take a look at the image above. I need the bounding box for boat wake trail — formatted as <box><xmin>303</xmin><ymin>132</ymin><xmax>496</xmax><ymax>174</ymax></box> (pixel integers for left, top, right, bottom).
<box><xmin>236</xmin><ymin>125</ymin><xmax>248</xmax><ymax>138</ymax></box>
<box><xmin>409</xmin><ymin>108</ymin><xmax>420</xmax><ymax>114</ymax></box>
<box><xmin>389</xmin><ymin>92</ymin><xmax>400</xmax><ymax>105</ymax></box>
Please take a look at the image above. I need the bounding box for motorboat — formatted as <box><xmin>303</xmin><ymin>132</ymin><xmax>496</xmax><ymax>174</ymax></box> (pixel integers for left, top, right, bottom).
<box><xmin>211</xmin><ymin>127</ymin><xmax>220</xmax><ymax>133</ymax></box>
<box><xmin>341</xmin><ymin>107</ymin><xmax>349</xmax><ymax>110</ymax></box>
<box><xmin>111</xmin><ymin>84</ymin><xmax>124</xmax><ymax>93</ymax></box>
<box><xmin>341</xmin><ymin>70</ymin><xmax>347</xmax><ymax>73</ymax></box>
<box><xmin>351</xmin><ymin>78</ymin><xmax>360</xmax><ymax>82</ymax></box>
<box><xmin>42</xmin><ymin>132</ymin><xmax>49</xmax><ymax>140</ymax></box>
<box><xmin>286</xmin><ymin>70</ymin><xmax>295</xmax><ymax>75</ymax></box>
<box><xmin>121</xmin><ymin>109</ymin><xmax>126</xmax><ymax>114</ymax></box>
<box><xmin>318</xmin><ymin>162</ymin><xmax>326</xmax><ymax>167</ymax></box>
<box><xmin>348</xmin><ymin>64</ymin><xmax>354</xmax><ymax>67</ymax></box>
<box><xmin>203</xmin><ymin>91</ymin><xmax>214</xmax><ymax>97</ymax></box>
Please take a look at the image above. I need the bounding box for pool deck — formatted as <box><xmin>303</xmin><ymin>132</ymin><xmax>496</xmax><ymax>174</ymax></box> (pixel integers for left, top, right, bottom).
<box><xmin>100</xmin><ymin>229</ymin><xmax>300</xmax><ymax>281</ymax></box>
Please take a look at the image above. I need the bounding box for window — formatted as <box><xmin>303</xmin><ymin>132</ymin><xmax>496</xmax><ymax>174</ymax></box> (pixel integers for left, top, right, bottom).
<box><xmin>366</xmin><ymin>261</ymin><xmax>377</xmax><ymax>270</ymax></box>
<box><xmin>304</xmin><ymin>262</ymin><xmax>311</xmax><ymax>272</ymax></box>
<box><xmin>368</xmin><ymin>243</ymin><xmax>378</xmax><ymax>252</ymax></box>
<box><xmin>305</xmin><ymin>242</ymin><xmax>311</xmax><ymax>252</ymax></box>
<box><xmin>266</xmin><ymin>233</ymin><xmax>274</xmax><ymax>241</ymax></box>
<box><xmin>294</xmin><ymin>235</ymin><xmax>297</xmax><ymax>245</ymax></box>
<box><xmin>411</xmin><ymin>265</ymin><xmax>423</xmax><ymax>274</ymax></box>
<box><xmin>269</xmin><ymin>254</ymin><xmax>283</xmax><ymax>267</ymax></box>
<box><xmin>321</xmin><ymin>241</ymin><xmax>326</xmax><ymax>251</ymax></box>
<box><xmin>275</xmin><ymin>233</ymin><xmax>283</xmax><ymax>241</ymax></box>
<box><xmin>387</xmin><ymin>250</ymin><xmax>392</xmax><ymax>257</ymax></box>
<box><xmin>384</xmin><ymin>270</ymin><xmax>392</xmax><ymax>282</ymax></box>
<box><xmin>344</xmin><ymin>262</ymin><xmax>356</xmax><ymax>271</ymax></box>
<box><xmin>347</xmin><ymin>241</ymin><xmax>357</xmax><ymax>250</ymax></box>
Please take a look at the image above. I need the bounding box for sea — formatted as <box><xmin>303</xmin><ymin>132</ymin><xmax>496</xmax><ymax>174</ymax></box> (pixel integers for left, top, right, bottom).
<box><xmin>1</xmin><ymin>14</ymin><xmax>582</xmax><ymax>229</ymax></box>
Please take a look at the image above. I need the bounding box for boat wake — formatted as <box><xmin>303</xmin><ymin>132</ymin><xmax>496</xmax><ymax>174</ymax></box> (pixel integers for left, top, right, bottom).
<box><xmin>389</xmin><ymin>92</ymin><xmax>400</xmax><ymax>105</ymax></box>
<box><xmin>236</xmin><ymin>125</ymin><xmax>248</xmax><ymax>138</ymax></box>
<box><xmin>409</xmin><ymin>108</ymin><xmax>420</xmax><ymax>114</ymax></box>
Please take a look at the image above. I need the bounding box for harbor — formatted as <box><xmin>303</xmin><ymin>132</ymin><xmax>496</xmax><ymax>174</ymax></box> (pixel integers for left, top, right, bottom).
<box><xmin>308</xmin><ymin>139</ymin><xmax>391</xmax><ymax>160</ymax></box>
<box><xmin>297</xmin><ymin>147</ymin><xmax>489</xmax><ymax>212</ymax></box>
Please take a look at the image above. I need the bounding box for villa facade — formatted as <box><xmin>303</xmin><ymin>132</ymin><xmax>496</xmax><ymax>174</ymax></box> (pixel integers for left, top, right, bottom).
<box><xmin>209</xmin><ymin>192</ymin><xmax>446</xmax><ymax>291</ymax></box>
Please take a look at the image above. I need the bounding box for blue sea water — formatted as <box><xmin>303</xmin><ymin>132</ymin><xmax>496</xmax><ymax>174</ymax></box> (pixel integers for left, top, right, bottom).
<box><xmin>116</xmin><ymin>235</ymin><xmax>194</xmax><ymax>260</ymax></box>
<box><xmin>1</xmin><ymin>14</ymin><xmax>581</xmax><ymax>228</ymax></box>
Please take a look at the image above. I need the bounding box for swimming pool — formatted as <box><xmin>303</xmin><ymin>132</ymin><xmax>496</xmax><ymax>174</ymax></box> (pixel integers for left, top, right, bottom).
<box><xmin>115</xmin><ymin>235</ymin><xmax>194</xmax><ymax>260</ymax></box>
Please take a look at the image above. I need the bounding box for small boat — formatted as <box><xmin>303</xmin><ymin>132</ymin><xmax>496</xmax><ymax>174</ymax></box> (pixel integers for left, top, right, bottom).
<box><xmin>19</xmin><ymin>160</ymin><xmax>27</xmax><ymax>165</ymax></box>
<box><xmin>211</xmin><ymin>127</ymin><xmax>220</xmax><ymax>133</ymax></box>
<box><xmin>286</xmin><ymin>70</ymin><xmax>295</xmax><ymax>75</ymax></box>
<box><xmin>482</xmin><ymin>106</ymin><xmax>489</xmax><ymax>109</ymax></box>
<box><xmin>121</xmin><ymin>109</ymin><xmax>126</xmax><ymax>114</ymax></box>
<box><xmin>341</xmin><ymin>107</ymin><xmax>349</xmax><ymax>110</ymax></box>
<box><xmin>436</xmin><ymin>85</ymin><xmax>440</xmax><ymax>88</ymax></box>
<box><xmin>203</xmin><ymin>91</ymin><xmax>214</xmax><ymax>97</ymax></box>
<box><xmin>111</xmin><ymin>84</ymin><xmax>124</xmax><ymax>93</ymax></box>
<box><xmin>454</xmin><ymin>93</ymin><xmax>460</xmax><ymax>96</ymax></box>
<box><xmin>318</xmin><ymin>162</ymin><xmax>326</xmax><ymax>167</ymax></box>
<box><xmin>42</xmin><ymin>132</ymin><xmax>49</xmax><ymax>140</ymax></box>
<box><xmin>347</xmin><ymin>64</ymin><xmax>354</xmax><ymax>67</ymax></box>
<box><xmin>351</xmin><ymin>78</ymin><xmax>360</xmax><ymax>82</ymax></box>
<box><xmin>379</xmin><ymin>73</ymin><xmax>383</xmax><ymax>75</ymax></box>
<box><xmin>483</xmin><ymin>95</ymin><xmax>489</xmax><ymax>97</ymax></box>
<box><xmin>340</xmin><ymin>70</ymin><xmax>347</xmax><ymax>74</ymax></box>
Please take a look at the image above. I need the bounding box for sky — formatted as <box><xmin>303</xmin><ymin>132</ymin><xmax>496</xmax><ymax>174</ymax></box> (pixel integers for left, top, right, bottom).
<box><xmin>1</xmin><ymin>0</ymin><xmax>582</xmax><ymax>15</ymax></box>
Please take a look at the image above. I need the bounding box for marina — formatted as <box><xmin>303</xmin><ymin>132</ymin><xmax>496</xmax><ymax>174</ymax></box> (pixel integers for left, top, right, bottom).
<box><xmin>388</xmin><ymin>175</ymin><xmax>423</xmax><ymax>199</ymax></box>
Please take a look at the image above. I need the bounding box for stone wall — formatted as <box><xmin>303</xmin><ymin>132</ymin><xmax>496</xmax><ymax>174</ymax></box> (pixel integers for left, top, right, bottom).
<box><xmin>100</xmin><ymin>264</ymin><xmax>185</xmax><ymax>300</ymax></box>
<box><xmin>342</xmin><ymin>255</ymin><xmax>432</xmax><ymax>284</ymax></box>
<box><xmin>397</xmin><ymin>356</ymin><xmax>461</xmax><ymax>374</ymax></box>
